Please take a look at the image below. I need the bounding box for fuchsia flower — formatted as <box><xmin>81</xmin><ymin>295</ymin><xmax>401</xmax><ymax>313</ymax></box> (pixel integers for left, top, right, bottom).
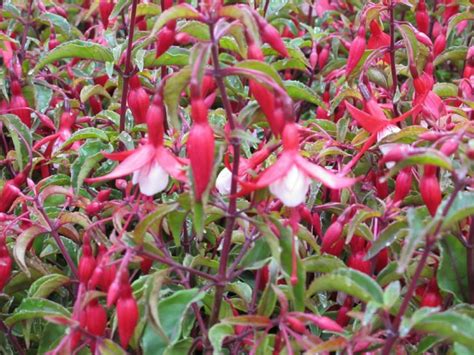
<box><xmin>86</xmin><ymin>95</ymin><xmax>187</xmax><ymax>196</ymax></box>
<box><xmin>241</xmin><ymin>123</ymin><xmax>355</xmax><ymax>207</ymax></box>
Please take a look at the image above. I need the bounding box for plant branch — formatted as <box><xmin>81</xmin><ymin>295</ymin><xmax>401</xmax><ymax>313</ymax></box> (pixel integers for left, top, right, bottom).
<box><xmin>468</xmin><ymin>217</ymin><xmax>474</xmax><ymax>303</ymax></box>
<box><xmin>389</xmin><ymin>1</ymin><xmax>399</xmax><ymax>116</ymax></box>
<box><xmin>119</xmin><ymin>0</ymin><xmax>139</xmax><ymax>132</ymax></box>
<box><xmin>207</xmin><ymin>18</ymin><xmax>241</xmax><ymax>329</ymax></box>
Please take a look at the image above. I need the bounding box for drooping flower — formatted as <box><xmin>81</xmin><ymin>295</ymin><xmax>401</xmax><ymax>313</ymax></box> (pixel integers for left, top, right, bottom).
<box><xmin>85</xmin><ymin>95</ymin><xmax>187</xmax><ymax>196</ymax></box>
<box><xmin>128</xmin><ymin>75</ymin><xmax>150</xmax><ymax>125</ymax></box>
<box><xmin>346</xmin><ymin>25</ymin><xmax>366</xmax><ymax>77</ymax></box>
<box><xmin>241</xmin><ymin>123</ymin><xmax>355</xmax><ymax>207</ymax></box>
<box><xmin>367</xmin><ymin>20</ymin><xmax>390</xmax><ymax>63</ymax></box>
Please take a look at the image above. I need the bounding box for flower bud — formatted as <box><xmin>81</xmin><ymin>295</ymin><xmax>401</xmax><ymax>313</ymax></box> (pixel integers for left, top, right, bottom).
<box><xmin>440</xmin><ymin>138</ymin><xmax>458</xmax><ymax>156</ymax></box>
<box><xmin>347</xmin><ymin>251</ymin><xmax>371</xmax><ymax>274</ymax></box>
<box><xmin>421</xmin><ymin>291</ymin><xmax>442</xmax><ymax>307</ymax></box>
<box><xmin>85</xmin><ymin>299</ymin><xmax>107</xmax><ymax>336</ymax></box>
<box><xmin>0</xmin><ymin>243</ymin><xmax>12</xmax><ymax>292</ymax></box>
<box><xmin>10</xmin><ymin>81</ymin><xmax>31</xmax><ymax>127</ymax></box>
<box><xmin>321</xmin><ymin>220</ymin><xmax>344</xmax><ymax>256</ymax></box>
<box><xmin>346</xmin><ymin>25</ymin><xmax>366</xmax><ymax>76</ymax></box>
<box><xmin>415</xmin><ymin>0</ymin><xmax>430</xmax><ymax>35</ymax></box>
<box><xmin>128</xmin><ymin>75</ymin><xmax>150</xmax><ymax>125</ymax></box>
<box><xmin>394</xmin><ymin>168</ymin><xmax>412</xmax><ymax>202</ymax></box>
<box><xmin>286</xmin><ymin>316</ymin><xmax>306</xmax><ymax>333</ymax></box>
<box><xmin>117</xmin><ymin>285</ymin><xmax>139</xmax><ymax>348</ymax></box>
<box><xmin>420</xmin><ymin>173</ymin><xmax>441</xmax><ymax>216</ymax></box>
<box><xmin>155</xmin><ymin>22</ymin><xmax>176</xmax><ymax>58</ymax></box>
<box><xmin>78</xmin><ymin>242</ymin><xmax>96</xmax><ymax>284</ymax></box>
<box><xmin>99</xmin><ymin>0</ymin><xmax>114</xmax><ymax>28</ymax></box>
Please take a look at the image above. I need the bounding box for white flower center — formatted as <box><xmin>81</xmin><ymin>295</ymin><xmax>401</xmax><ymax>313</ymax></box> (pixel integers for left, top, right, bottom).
<box><xmin>132</xmin><ymin>161</ymin><xmax>169</xmax><ymax>196</ymax></box>
<box><xmin>269</xmin><ymin>165</ymin><xmax>311</xmax><ymax>207</ymax></box>
<box><xmin>377</xmin><ymin>125</ymin><xmax>401</xmax><ymax>169</ymax></box>
<box><xmin>216</xmin><ymin>168</ymin><xmax>233</xmax><ymax>195</ymax></box>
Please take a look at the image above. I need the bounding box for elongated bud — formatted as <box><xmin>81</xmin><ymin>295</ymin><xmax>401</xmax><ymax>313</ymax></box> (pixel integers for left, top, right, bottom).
<box><xmin>433</xmin><ymin>31</ymin><xmax>446</xmax><ymax>58</ymax></box>
<box><xmin>347</xmin><ymin>251</ymin><xmax>371</xmax><ymax>274</ymax></box>
<box><xmin>375</xmin><ymin>247</ymin><xmax>389</xmax><ymax>272</ymax></box>
<box><xmin>99</xmin><ymin>0</ymin><xmax>114</xmax><ymax>28</ymax></box>
<box><xmin>321</xmin><ymin>220</ymin><xmax>344</xmax><ymax>256</ymax></box>
<box><xmin>415</xmin><ymin>0</ymin><xmax>430</xmax><ymax>35</ymax></box>
<box><xmin>346</xmin><ymin>25</ymin><xmax>366</xmax><ymax>76</ymax></box>
<box><xmin>336</xmin><ymin>305</ymin><xmax>351</xmax><ymax>327</ymax></box>
<box><xmin>127</xmin><ymin>75</ymin><xmax>150</xmax><ymax>124</ymax></box>
<box><xmin>420</xmin><ymin>173</ymin><xmax>441</xmax><ymax>216</ymax></box>
<box><xmin>10</xmin><ymin>81</ymin><xmax>31</xmax><ymax>127</ymax></box>
<box><xmin>97</xmin><ymin>189</ymin><xmax>112</xmax><ymax>202</ymax></box>
<box><xmin>85</xmin><ymin>299</ymin><xmax>107</xmax><ymax>336</ymax></box>
<box><xmin>89</xmin><ymin>95</ymin><xmax>102</xmax><ymax>114</ymax></box>
<box><xmin>303</xmin><ymin>314</ymin><xmax>344</xmax><ymax>332</ymax></box>
<box><xmin>440</xmin><ymin>138</ymin><xmax>458</xmax><ymax>156</ymax></box>
<box><xmin>156</xmin><ymin>22</ymin><xmax>176</xmax><ymax>58</ymax></box>
<box><xmin>188</xmin><ymin>99</ymin><xmax>215</xmax><ymax>201</ymax></box>
<box><xmin>78</xmin><ymin>240</ymin><xmax>96</xmax><ymax>284</ymax></box>
<box><xmin>286</xmin><ymin>316</ymin><xmax>306</xmax><ymax>333</ymax></box>
<box><xmin>0</xmin><ymin>243</ymin><xmax>12</xmax><ymax>292</ymax></box>
<box><xmin>318</xmin><ymin>46</ymin><xmax>329</xmax><ymax>70</ymax></box>
<box><xmin>256</xmin><ymin>17</ymin><xmax>288</xmax><ymax>58</ymax></box>
<box><xmin>394</xmin><ymin>168</ymin><xmax>412</xmax><ymax>202</ymax></box>
<box><xmin>421</xmin><ymin>291</ymin><xmax>442</xmax><ymax>307</ymax></box>
<box><xmin>117</xmin><ymin>285</ymin><xmax>139</xmax><ymax>349</ymax></box>
<box><xmin>146</xmin><ymin>95</ymin><xmax>165</xmax><ymax>146</ymax></box>
<box><xmin>309</xmin><ymin>42</ymin><xmax>318</xmax><ymax>69</ymax></box>
<box><xmin>375</xmin><ymin>171</ymin><xmax>388</xmax><ymax>199</ymax></box>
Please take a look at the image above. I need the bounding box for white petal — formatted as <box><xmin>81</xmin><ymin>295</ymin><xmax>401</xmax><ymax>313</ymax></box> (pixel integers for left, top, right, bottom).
<box><xmin>137</xmin><ymin>161</ymin><xmax>169</xmax><ymax>196</ymax></box>
<box><xmin>269</xmin><ymin>166</ymin><xmax>311</xmax><ymax>207</ymax></box>
<box><xmin>132</xmin><ymin>171</ymin><xmax>139</xmax><ymax>185</ymax></box>
<box><xmin>215</xmin><ymin>168</ymin><xmax>233</xmax><ymax>195</ymax></box>
<box><xmin>377</xmin><ymin>125</ymin><xmax>401</xmax><ymax>169</ymax></box>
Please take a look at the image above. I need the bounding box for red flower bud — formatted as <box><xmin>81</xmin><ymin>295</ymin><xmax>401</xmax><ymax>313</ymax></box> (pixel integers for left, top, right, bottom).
<box><xmin>415</xmin><ymin>0</ymin><xmax>430</xmax><ymax>35</ymax></box>
<box><xmin>349</xmin><ymin>235</ymin><xmax>366</xmax><ymax>253</ymax></box>
<box><xmin>321</xmin><ymin>220</ymin><xmax>344</xmax><ymax>256</ymax></box>
<box><xmin>420</xmin><ymin>173</ymin><xmax>442</xmax><ymax>216</ymax></box>
<box><xmin>128</xmin><ymin>75</ymin><xmax>150</xmax><ymax>124</ymax></box>
<box><xmin>78</xmin><ymin>242</ymin><xmax>96</xmax><ymax>284</ymax></box>
<box><xmin>336</xmin><ymin>305</ymin><xmax>350</xmax><ymax>327</ymax></box>
<box><xmin>318</xmin><ymin>47</ymin><xmax>329</xmax><ymax>70</ymax></box>
<box><xmin>375</xmin><ymin>248</ymin><xmax>389</xmax><ymax>273</ymax></box>
<box><xmin>256</xmin><ymin>265</ymin><xmax>270</xmax><ymax>291</ymax></box>
<box><xmin>346</xmin><ymin>25</ymin><xmax>366</xmax><ymax>76</ymax></box>
<box><xmin>140</xmin><ymin>256</ymin><xmax>153</xmax><ymax>274</ymax></box>
<box><xmin>286</xmin><ymin>316</ymin><xmax>306</xmax><ymax>333</ymax></box>
<box><xmin>155</xmin><ymin>22</ymin><xmax>176</xmax><ymax>58</ymax></box>
<box><xmin>85</xmin><ymin>299</ymin><xmax>107</xmax><ymax>336</ymax></box>
<box><xmin>117</xmin><ymin>286</ymin><xmax>139</xmax><ymax>349</ymax></box>
<box><xmin>256</xmin><ymin>18</ymin><xmax>288</xmax><ymax>58</ymax></box>
<box><xmin>347</xmin><ymin>251</ymin><xmax>371</xmax><ymax>274</ymax></box>
<box><xmin>85</xmin><ymin>201</ymin><xmax>103</xmax><ymax>216</ymax></box>
<box><xmin>188</xmin><ymin>99</ymin><xmax>215</xmax><ymax>201</ymax></box>
<box><xmin>433</xmin><ymin>31</ymin><xmax>446</xmax><ymax>58</ymax></box>
<box><xmin>309</xmin><ymin>43</ymin><xmax>318</xmax><ymax>69</ymax></box>
<box><xmin>394</xmin><ymin>168</ymin><xmax>412</xmax><ymax>202</ymax></box>
<box><xmin>10</xmin><ymin>81</ymin><xmax>31</xmax><ymax>127</ymax></box>
<box><xmin>0</xmin><ymin>243</ymin><xmax>12</xmax><ymax>292</ymax></box>
<box><xmin>89</xmin><ymin>95</ymin><xmax>102</xmax><ymax>115</ymax></box>
<box><xmin>421</xmin><ymin>291</ymin><xmax>442</xmax><ymax>307</ymax></box>
<box><xmin>97</xmin><ymin>189</ymin><xmax>112</xmax><ymax>202</ymax></box>
<box><xmin>99</xmin><ymin>0</ymin><xmax>114</xmax><ymax>28</ymax></box>
<box><xmin>440</xmin><ymin>138</ymin><xmax>458</xmax><ymax>156</ymax></box>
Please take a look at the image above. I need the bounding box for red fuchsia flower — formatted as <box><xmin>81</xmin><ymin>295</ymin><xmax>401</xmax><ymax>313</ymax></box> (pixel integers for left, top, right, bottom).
<box><xmin>187</xmin><ymin>98</ymin><xmax>215</xmax><ymax>201</ymax></box>
<box><xmin>367</xmin><ymin>20</ymin><xmax>390</xmax><ymax>63</ymax></box>
<box><xmin>463</xmin><ymin>46</ymin><xmax>474</xmax><ymax>79</ymax></box>
<box><xmin>85</xmin><ymin>298</ymin><xmax>107</xmax><ymax>336</ymax></box>
<box><xmin>78</xmin><ymin>237</ymin><xmax>96</xmax><ymax>284</ymax></box>
<box><xmin>433</xmin><ymin>30</ymin><xmax>446</xmax><ymax>58</ymax></box>
<box><xmin>241</xmin><ymin>123</ymin><xmax>355</xmax><ymax>207</ymax></box>
<box><xmin>215</xmin><ymin>145</ymin><xmax>274</xmax><ymax>195</ymax></box>
<box><xmin>116</xmin><ymin>283</ymin><xmax>139</xmax><ymax>349</ymax></box>
<box><xmin>394</xmin><ymin>167</ymin><xmax>412</xmax><ymax>202</ymax></box>
<box><xmin>99</xmin><ymin>0</ymin><xmax>114</xmax><ymax>28</ymax></box>
<box><xmin>412</xmin><ymin>66</ymin><xmax>446</xmax><ymax>121</ymax></box>
<box><xmin>156</xmin><ymin>21</ymin><xmax>176</xmax><ymax>58</ymax></box>
<box><xmin>10</xmin><ymin>80</ymin><xmax>32</xmax><ymax>128</ymax></box>
<box><xmin>86</xmin><ymin>95</ymin><xmax>187</xmax><ymax>196</ymax></box>
<box><xmin>415</xmin><ymin>0</ymin><xmax>430</xmax><ymax>35</ymax></box>
<box><xmin>347</xmin><ymin>251</ymin><xmax>371</xmax><ymax>274</ymax></box>
<box><xmin>0</xmin><ymin>164</ymin><xmax>30</xmax><ymax>213</ymax></box>
<box><xmin>343</xmin><ymin>91</ymin><xmax>422</xmax><ymax>171</ymax></box>
<box><xmin>128</xmin><ymin>75</ymin><xmax>150</xmax><ymax>125</ymax></box>
<box><xmin>321</xmin><ymin>219</ymin><xmax>344</xmax><ymax>256</ymax></box>
<box><xmin>345</xmin><ymin>24</ymin><xmax>366</xmax><ymax>77</ymax></box>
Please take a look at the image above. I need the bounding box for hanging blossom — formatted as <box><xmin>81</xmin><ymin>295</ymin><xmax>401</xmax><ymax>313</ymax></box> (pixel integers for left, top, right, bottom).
<box><xmin>241</xmin><ymin>123</ymin><xmax>356</xmax><ymax>207</ymax></box>
<box><xmin>85</xmin><ymin>95</ymin><xmax>187</xmax><ymax>196</ymax></box>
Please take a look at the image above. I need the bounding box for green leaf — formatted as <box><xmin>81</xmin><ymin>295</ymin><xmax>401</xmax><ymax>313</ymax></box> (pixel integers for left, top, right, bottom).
<box><xmin>80</xmin><ymin>84</ymin><xmax>111</xmax><ymax>103</ymax></box>
<box><xmin>222</xmin><ymin>315</ymin><xmax>272</xmax><ymax>327</ymax></box>
<box><xmin>13</xmin><ymin>226</ymin><xmax>48</xmax><ymax>276</ymax></box>
<box><xmin>34</xmin><ymin>84</ymin><xmax>53</xmax><ymax>113</ymax></box>
<box><xmin>133</xmin><ymin>204</ymin><xmax>179</xmax><ymax>245</ymax></box>
<box><xmin>40</xmin><ymin>12</ymin><xmax>72</xmax><ymax>37</ymax></box>
<box><xmin>209</xmin><ymin>324</ymin><xmax>234</xmax><ymax>355</ymax></box>
<box><xmin>284</xmin><ymin>80</ymin><xmax>327</xmax><ymax>109</ymax></box>
<box><xmin>438</xmin><ymin>235</ymin><xmax>468</xmax><ymax>302</ymax></box>
<box><xmin>59</xmin><ymin>127</ymin><xmax>109</xmax><ymax>150</ymax></box>
<box><xmin>307</xmin><ymin>268</ymin><xmax>384</xmax><ymax>304</ymax></box>
<box><xmin>413</xmin><ymin>311</ymin><xmax>474</xmax><ymax>347</ymax></box>
<box><xmin>5</xmin><ymin>298</ymin><xmax>71</xmax><ymax>326</ymax></box>
<box><xmin>142</xmin><ymin>288</ymin><xmax>205</xmax><ymax>355</ymax></box>
<box><xmin>163</xmin><ymin>67</ymin><xmax>191</xmax><ymax>130</ymax></box>
<box><xmin>235</xmin><ymin>60</ymin><xmax>284</xmax><ymax>87</ymax></box>
<box><xmin>150</xmin><ymin>4</ymin><xmax>201</xmax><ymax>37</ymax></box>
<box><xmin>366</xmin><ymin>221</ymin><xmax>408</xmax><ymax>260</ymax></box>
<box><xmin>434</xmin><ymin>46</ymin><xmax>468</xmax><ymax>67</ymax></box>
<box><xmin>442</xmin><ymin>192</ymin><xmax>474</xmax><ymax>230</ymax></box>
<box><xmin>98</xmin><ymin>339</ymin><xmax>127</xmax><ymax>355</ymax></box>
<box><xmin>383</xmin><ymin>281</ymin><xmax>401</xmax><ymax>309</ymax></box>
<box><xmin>0</xmin><ymin>114</ymin><xmax>33</xmax><ymax>170</ymax></box>
<box><xmin>33</xmin><ymin>40</ymin><xmax>114</xmax><ymax>73</ymax></box>
<box><xmin>433</xmin><ymin>83</ymin><xmax>458</xmax><ymax>98</ymax></box>
<box><xmin>144</xmin><ymin>47</ymin><xmax>190</xmax><ymax>67</ymax></box>
<box><xmin>447</xmin><ymin>12</ymin><xmax>474</xmax><ymax>38</ymax></box>
<box><xmin>111</xmin><ymin>0</ymin><xmax>132</xmax><ymax>18</ymax></box>
<box><xmin>400</xmin><ymin>307</ymin><xmax>440</xmax><ymax>337</ymax></box>
<box><xmin>397</xmin><ymin>207</ymin><xmax>429</xmax><ymax>273</ymax></box>
<box><xmin>28</xmin><ymin>274</ymin><xmax>69</xmax><ymax>298</ymax></box>
<box><xmin>303</xmin><ymin>255</ymin><xmax>346</xmax><ymax>273</ymax></box>
<box><xmin>388</xmin><ymin>149</ymin><xmax>453</xmax><ymax>179</ymax></box>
